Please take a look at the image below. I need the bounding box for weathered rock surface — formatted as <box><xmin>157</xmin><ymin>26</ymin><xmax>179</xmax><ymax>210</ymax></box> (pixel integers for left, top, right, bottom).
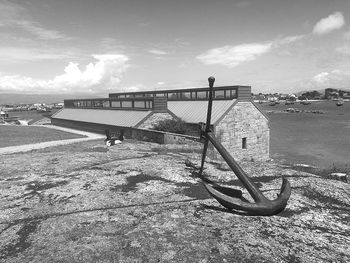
<box><xmin>0</xmin><ymin>140</ymin><xmax>349</xmax><ymax>263</ymax></box>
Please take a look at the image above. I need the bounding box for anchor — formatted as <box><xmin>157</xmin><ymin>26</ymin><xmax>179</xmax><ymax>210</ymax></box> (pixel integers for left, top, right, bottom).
<box><xmin>198</xmin><ymin>76</ymin><xmax>291</xmax><ymax>216</ymax></box>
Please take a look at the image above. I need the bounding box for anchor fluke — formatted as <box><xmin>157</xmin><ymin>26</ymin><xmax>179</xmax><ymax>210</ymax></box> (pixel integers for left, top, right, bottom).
<box><xmin>203</xmin><ymin>177</ymin><xmax>291</xmax><ymax>216</ymax></box>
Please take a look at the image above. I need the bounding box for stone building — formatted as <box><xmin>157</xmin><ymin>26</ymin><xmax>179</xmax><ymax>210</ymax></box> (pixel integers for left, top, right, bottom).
<box><xmin>51</xmin><ymin>85</ymin><xmax>269</xmax><ymax>161</ymax></box>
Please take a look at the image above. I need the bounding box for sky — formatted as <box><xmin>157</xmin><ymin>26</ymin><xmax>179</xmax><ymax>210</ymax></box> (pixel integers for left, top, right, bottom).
<box><xmin>1</xmin><ymin>0</ymin><xmax>350</xmax><ymax>96</ymax></box>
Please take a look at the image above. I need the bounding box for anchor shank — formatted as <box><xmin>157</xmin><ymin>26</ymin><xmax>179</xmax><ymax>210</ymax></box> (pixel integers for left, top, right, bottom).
<box><xmin>204</xmin><ymin>131</ymin><xmax>268</xmax><ymax>202</ymax></box>
<box><xmin>199</xmin><ymin>139</ymin><xmax>209</xmax><ymax>176</ymax></box>
<box><xmin>200</xmin><ymin>76</ymin><xmax>215</xmax><ymax>176</ymax></box>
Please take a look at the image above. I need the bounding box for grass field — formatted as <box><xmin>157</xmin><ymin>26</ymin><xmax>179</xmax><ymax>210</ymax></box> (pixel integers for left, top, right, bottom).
<box><xmin>257</xmin><ymin>100</ymin><xmax>350</xmax><ymax>169</ymax></box>
<box><xmin>0</xmin><ymin>125</ymin><xmax>85</xmax><ymax>148</ymax></box>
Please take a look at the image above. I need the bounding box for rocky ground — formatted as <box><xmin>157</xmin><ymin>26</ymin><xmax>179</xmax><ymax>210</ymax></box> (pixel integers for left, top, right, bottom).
<box><xmin>0</xmin><ymin>139</ymin><xmax>349</xmax><ymax>263</ymax></box>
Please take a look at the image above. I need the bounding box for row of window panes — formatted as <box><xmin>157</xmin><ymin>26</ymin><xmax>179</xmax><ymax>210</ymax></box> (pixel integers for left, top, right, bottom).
<box><xmin>69</xmin><ymin>99</ymin><xmax>153</xmax><ymax>109</ymax></box>
<box><xmin>111</xmin><ymin>89</ymin><xmax>237</xmax><ymax>100</ymax></box>
<box><xmin>166</xmin><ymin>90</ymin><xmax>236</xmax><ymax>100</ymax></box>
<box><xmin>73</xmin><ymin>100</ymin><xmax>110</xmax><ymax>108</ymax></box>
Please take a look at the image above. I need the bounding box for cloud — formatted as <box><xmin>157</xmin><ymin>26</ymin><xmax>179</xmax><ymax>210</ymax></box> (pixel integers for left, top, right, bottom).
<box><xmin>197</xmin><ymin>35</ymin><xmax>303</xmax><ymax>68</ymax></box>
<box><xmin>313</xmin><ymin>72</ymin><xmax>330</xmax><ymax>84</ymax></box>
<box><xmin>311</xmin><ymin>70</ymin><xmax>350</xmax><ymax>88</ymax></box>
<box><xmin>147</xmin><ymin>49</ymin><xmax>168</xmax><ymax>55</ymax></box>
<box><xmin>313</xmin><ymin>12</ymin><xmax>345</xmax><ymax>35</ymax></box>
<box><xmin>197</xmin><ymin>43</ymin><xmax>272</xmax><ymax>68</ymax></box>
<box><xmin>0</xmin><ymin>54</ymin><xmax>129</xmax><ymax>94</ymax></box>
<box><xmin>14</xmin><ymin>20</ymin><xmax>69</xmax><ymax>40</ymax></box>
<box><xmin>0</xmin><ymin>0</ymin><xmax>69</xmax><ymax>40</ymax></box>
<box><xmin>0</xmin><ymin>47</ymin><xmax>74</xmax><ymax>62</ymax></box>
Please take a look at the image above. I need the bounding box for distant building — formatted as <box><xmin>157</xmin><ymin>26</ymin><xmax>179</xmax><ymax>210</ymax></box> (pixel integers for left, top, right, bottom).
<box><xmin>52</xmin><ymin>85</ymin><xmax>270</xmax><ymax>161</ymax></box>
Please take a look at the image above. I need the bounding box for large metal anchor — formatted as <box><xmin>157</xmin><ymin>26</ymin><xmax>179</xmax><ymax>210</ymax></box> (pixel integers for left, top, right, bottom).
<box><xmin>198</xmin><ymin>76</ymin><xmax>291</xmax><ymax>216</ymax></box>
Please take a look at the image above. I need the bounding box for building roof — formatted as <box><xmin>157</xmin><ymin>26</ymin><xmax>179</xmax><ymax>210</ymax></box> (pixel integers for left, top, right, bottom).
<box><xmin>52</xmin><ymin>108</ymin><xmax>152</xmax><ymax>127</ymax></box>
<box><xmin>168</xmin><ymin>99</ymin><xmax>236</xmax><ymax>124</ymax></box>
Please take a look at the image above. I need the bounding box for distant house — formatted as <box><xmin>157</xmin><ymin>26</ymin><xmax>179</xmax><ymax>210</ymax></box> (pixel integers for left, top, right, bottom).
<box><xmin>51</xmin><ymin>85</ymin><xmax>270</xmax><ymax>161</ymax></box>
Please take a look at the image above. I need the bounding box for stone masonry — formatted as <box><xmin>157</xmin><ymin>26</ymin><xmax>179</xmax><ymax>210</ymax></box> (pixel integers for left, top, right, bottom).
<box><xmin>214</xmin><ymin>101</ymin><xmax>270</xmax><ymax>161</ymax></box>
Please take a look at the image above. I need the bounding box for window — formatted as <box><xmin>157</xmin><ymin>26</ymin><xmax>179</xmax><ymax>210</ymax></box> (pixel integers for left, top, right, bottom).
<box><xmin>168</xmin><ymin>92</ymin><xmax>178</xmax><ymax>100</ymax></box>
<box><xmin>229</xmin><ymin>89</ymin><xmax>237</xmax><ymax>99</ymax></box>
<box><xmin>102</xmin><ymin>100</ymin><xmax>110</xmax><ymax>107</ymax></box>
<box><xmin>242</xmin><ymin>137</ymin><xmax>247</xmax><ymax>149</ymax></box>
<box><xmin>134</xmin><ymin>101</ymin><xmax>145</xmax><ymax>108</ymax></box>
<box><xmin>111</xmin><ymin>101</ymin><xmax>121</xmax><ymax>108</ymax></box>
<box><xmin>214</xmin><ymin>90</ymin><xmax>225</xmax><ymax>99</ymax></box>
<box><xmin>196</xmin><ymin>91</ymin><xmax>207</xmax><ymax>99</ymax></box>
<box><xmin>121</xmin><ymin>101</ymin><xmax>132</xmax><ymax>108</ymax></box>
<box><xmin>146</xmin><ymin>100</ymin><xmax>153</xmax><ymax>108</ymax></box>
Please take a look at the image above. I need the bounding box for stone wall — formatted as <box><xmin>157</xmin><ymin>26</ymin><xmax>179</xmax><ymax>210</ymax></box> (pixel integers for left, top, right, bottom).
<box><xmin>214</xmin><ymin>101</ymin><xmax>269</xmax><ymax>161</ymax></box>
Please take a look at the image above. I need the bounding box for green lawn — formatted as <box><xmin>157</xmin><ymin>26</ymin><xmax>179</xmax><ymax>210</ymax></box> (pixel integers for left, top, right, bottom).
<box><xmin>0</xmin><ymin>125</ymin><xmax>86</xmax><ymax>148</ymax></box>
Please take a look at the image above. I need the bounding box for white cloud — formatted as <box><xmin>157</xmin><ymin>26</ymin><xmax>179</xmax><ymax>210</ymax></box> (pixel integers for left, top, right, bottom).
<box><xmin>14</xmin><ymin>20</ymin><xmax>69</xmax><ymax>40</ymax></box>
<box><xmin>148</xmin><ymin>49</ymin><xmax>168</xmax><ymax>55</ymax></box>
<box><xmin>311</xmin><ymin>70</ymin><xmax>350</xmax><ymax>88</ymax></box>
<box><xmin>197</xmin><ymin>43</ymin><xmax>272</xmax><ymax>68</ymax></box>
<box><xmin>0</xmin><ymin>54</ymin><xmax>129</xmax><ymax>94</ymax></box>
<box><xmin>313</xmin><ymin>72</ymin><xmax>330</xmax><ymax>84</ymax></box>
<box><xmin>313</xmin><ymin>12</ymin><xmax>345</xmax><ymax>35</ymax></box>
<box><xmin>197</xmin><ymin>35</ymin><xmax>303</xmax><ymax>68</ymax></box>
<box><xmin>0</xmin><ymin>47</ymin><xmax>74</xmax><ymax>62</ymax></box>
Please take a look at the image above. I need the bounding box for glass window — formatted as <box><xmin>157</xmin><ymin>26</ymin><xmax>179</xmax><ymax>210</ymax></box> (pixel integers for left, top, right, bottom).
<box><xmin>215</xmin><ymin>90</ymin><xmax>225</xmax><ymax>99</ymax></box>
<box><xmin>155</xmin><ymin>93</ymin><xmax>165</xmax><ymax>97</ymax></box>
<box><xmin>111</xmin><ymin>101</ymin><xmax>121</xmax><ymax>108</ymax></box>
<box><xmin>145</xmin><ymin>101</ymin><xmax>153</xmax><ymax>108</ymax></box>
<box><xmin>229</xmin><ymin>89</ymin><xmax>237</xmax><ymax>99</ymax></box>
<box><xmin>121</xmin><ymin>101</ymin><xmax>132</xmax><ymax>108</ymax></box>
<box><xmin>93</xmin><ymin>100</ymin><xmax>102</xmax><ymax>107</ymax></box>
<box><xmin>134</xmin><ymin>101</ymin><xmax>145</xmax><ymax>108</ymax></box>
<box><xmin>196</xmin><ymin>91</ymin><xmax>207</xmax><ymax>99</ymax></box>
<box><xmin>134</xmin><ymin>94</ymin><xmax>145</xmax><ymax>98</ymax></box>
<box><xmin>168</xmin><ymin>92</ymin><xmax>178</xmax><ymax>100</ymax></box>
<box><xmin>85</xmin><ymin>100</ymin><xmax>92</xmax><ymax>107</ymax></box>
<box><xmin>102</xmin><ymin>100</ymin><xmax>110</xmax><ymax>107</ymax></box>
<box><xmin>182</xmin><ymin>92</ymin><xmax>191</xmax><ymax>99</ymax></box>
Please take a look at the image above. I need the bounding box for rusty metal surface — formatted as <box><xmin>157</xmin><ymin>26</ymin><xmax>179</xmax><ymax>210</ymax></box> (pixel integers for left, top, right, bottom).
<box><xmin>199</xmin><ymin>76</ymin><xmax>291</xmax><ymax>216</ymax></box>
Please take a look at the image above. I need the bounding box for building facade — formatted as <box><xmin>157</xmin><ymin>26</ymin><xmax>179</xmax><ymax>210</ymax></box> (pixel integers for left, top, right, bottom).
<box><xmin>51</xmin><ymin>85</ymin><xmax>270</xmax><ymax>161</ymax></box>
